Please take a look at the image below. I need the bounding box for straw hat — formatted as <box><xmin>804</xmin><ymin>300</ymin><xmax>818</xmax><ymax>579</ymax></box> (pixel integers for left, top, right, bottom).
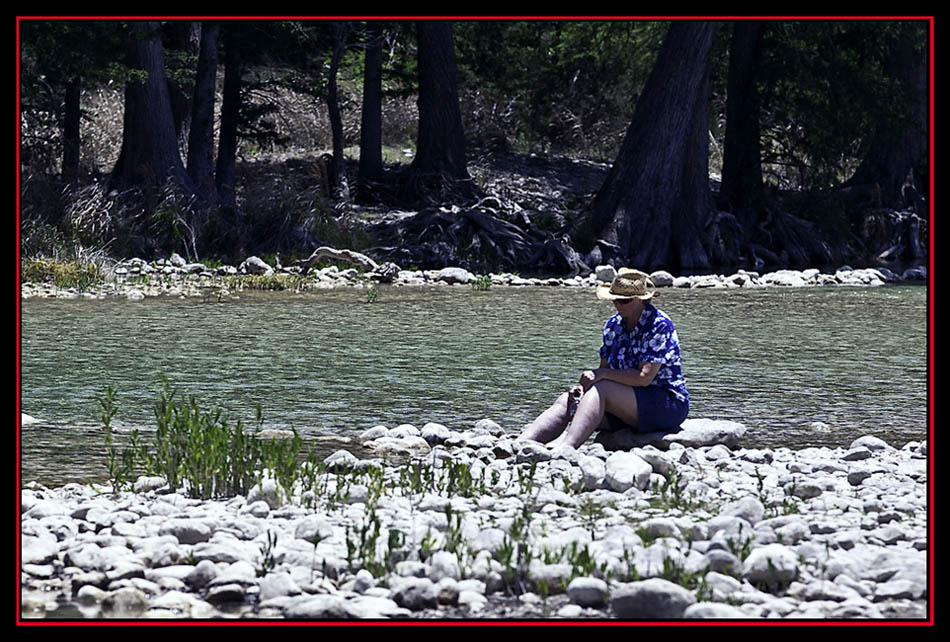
<box><xmin>595</xmin><ymin>268</ymin><xmax>659</xmax><ymax>301</ymax></box>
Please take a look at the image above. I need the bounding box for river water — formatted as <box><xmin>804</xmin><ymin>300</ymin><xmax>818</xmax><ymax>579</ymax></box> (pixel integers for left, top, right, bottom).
<box><xmin>19</xmin><ymin>284</ymin><xmax>929</xmax><ymax>488</ymax></box>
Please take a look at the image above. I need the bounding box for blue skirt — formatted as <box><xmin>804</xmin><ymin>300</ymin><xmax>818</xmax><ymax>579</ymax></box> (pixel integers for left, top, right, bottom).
<box><xmin>604</xmin><ymin>385</ymin><xmax>689</xmax><ymax>434</ymax></box>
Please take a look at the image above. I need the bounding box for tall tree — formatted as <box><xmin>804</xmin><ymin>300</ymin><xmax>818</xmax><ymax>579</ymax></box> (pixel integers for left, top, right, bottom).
<box><xmin>410</xmin><ymin>21</ymin><xmax>470</xmax><ymax>183</ymax></box>
<box><xmin>358</xmin><ymin>23</ymin><xmax>384</xmax><ymax>195</ymax></box>
<box><xmin>111</xmin><ymin>21</ymin><xmax>193</xmax><ymax>193</ymax></box>
<box><xmin>163</xmin><ymin>21</ymin><xmax>201</xmax><ymax>148</ymax></box>
<box><xmin>326</xmin><ymin>21</ymin><xmax>351</xmax><ymax>202</ymax></box>
<box><xmin>718</xmin><ymin>21</ymin><xmax>766</xmax><ymax>240</ymax></box>
<box><xmin>61</xmin><ymin>77</ymin><xmax>82</xmax><ymax>183</ymax></box>
<box><xmin>843</xmin><ymin>22</ymin><xmax>928</xmax><ymax>210</ymax></box>
<box><xmin>19</xmin><ymin>20</ymin><xmax>124</xmax><ymax>180</ymax></box>
<box><xmin>186</xmin><ymin>20</ymin><xmax>220</xmax><ymax>204</ymax></box>
<box><xmin>215</xmin><ymin>22</ymin><xmax>242</xmax><ymax>209</ymax></box>
<box><xmin>585</xmin><ymin>21</ymin><xmax>720</xmax><ymax>272</ymax></box>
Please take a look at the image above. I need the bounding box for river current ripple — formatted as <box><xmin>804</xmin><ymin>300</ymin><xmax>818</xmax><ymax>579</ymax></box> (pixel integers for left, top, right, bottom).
<box><xmin>20</xmin><ymin>284</ymin><xmax>929</xmax><ymax>487</ymax></box>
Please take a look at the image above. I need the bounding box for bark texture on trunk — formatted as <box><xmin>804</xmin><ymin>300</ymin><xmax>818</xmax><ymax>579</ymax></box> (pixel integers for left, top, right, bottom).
<box><xmin>216</xmin><ymin>25</ymin><xmax>241</xmax><ymax>209</ymax></box>
<box><xmin>411</xmin><ymin>21</ymin><xmax>469</xmax><ymax>180</ymax></box>
<box><xmin>358</xmin><ymin>27</ymin><xmax>384</xmax><ymax>190</ymax></box>
<box><xmin>186</xmin><ymin>21</ymin><xmax>220</xmax><ymax>204</ymax></box>
<box><xmin>326</xmin><ymin>22</ymin><xmax>350</xmax><ymax>201</ymax></box>
<box><xmin>718</xmin><ymin>21</ymin><xmax>766</xmax><ymax>236</ymax></box>
<box><xmin>587</xmin><ymin>21</ymin><xmax>720</xmax><ymax>272</ymax></box>
<box><xmin>62</xmin><ymin>77</ymin><xmax>81</xmax><ymax>182</ymax></box>
<box><xmin>111</xmin><ymin>21</ymin><xmax>192</xmax><ymax>193</ymax></box>
<box><xmin>844</xmin><ymin>28</ymin><xmax>928</xmax><ymax>211</ymax></box>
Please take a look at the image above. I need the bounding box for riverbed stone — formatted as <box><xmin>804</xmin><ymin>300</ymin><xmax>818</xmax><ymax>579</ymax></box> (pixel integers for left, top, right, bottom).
<box><xmin>22</xmin><ymin>537</ymin><xmax>59</xmax><ymax>566</ymax></box>
<box><xmin>604</xmin><ymin>451</ymin><xmax>652</xmax><ymax>492</ymax></box>
<box><xmin>159</xmin><ymin>519</ymin><xmax>212</xmax><ymax>545</ymax></box>
<box><xmin>259</xmin><ymin>571</ymin><xmax>301</xmax><ymax>601</ymax></box>
<box><xmin>239</xmin><ymin>256</ymin><xmax>274</xmax><ymax>275</ymax></box>
<box><xmin>420</xmin><ymin>423</ymin><xmax>451</xmax><ymax>445</ymax></box>
<box><xmin>577</xmin><ymin>454</ymin><xmax>607</xmax><ymax>490</ymax></box>
<box><xmin>436</xmin><ymin>267</ymin><xmax>476</xmax><ymax>284</ymax></box>
<box><xmin>684</xmin><ymin>602</ymin><xmax>749</xmax><ymax>618</ymax></box>
<box><xmin>102</xmin><ymin>586</ymin><xmax>150</xmax><ymax>616</ymax></box>
<box><xmin>391</xmin><ymin>577</ymin><xmax>439</xmax><ymax>610</ymax></box>
<box><xmin>567</xmin><ymin>577</ymin><xmax>609</xmax><ymax>607</ymax></box>
<box><xmin>515</xmin><ymin>440</ymin><xmax>553</xmax><ymax>464</ymax></box>
<box><xmin>649</xmin><ymin>270</ymin><xmax>674</xmax><ymax>287</ymax></box>
<box><xmin>842</xmin><ymin>446</ymin><xmax>873</xmax><ymax>461</ymax></box>
<box><xmin>719</xmin><ymin>496</ymin><xmax>766</xmax><ymax>525</ymax></box>
<box><xmin>428</xmin><ymin>551</ymin><xmax>461</xmax><ymax>582</ymax></box>
<box><xmin>18</xmin><ymin>404</ymin><xmax>928</xmax><ymax>621</ymax></box>
<box><xmin>610</xmin><ymin>578</ymin><xmax>696</xmax><ymax>619</ymax></box>
<box><xmin>742</xmin><ymin>544</ymin><xmax>800</xmax><ymax>589</ymax></box>
<box><xmin>594</xmin><ymin>265</ymin><xmax>617</xmax><ymax>282</ymax></box>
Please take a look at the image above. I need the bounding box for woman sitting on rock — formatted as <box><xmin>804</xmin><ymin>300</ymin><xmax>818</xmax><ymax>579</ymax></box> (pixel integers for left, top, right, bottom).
<box><xmin>519</xmin><ymin>268</ymin><xmax>689</xmax><ymax>449</ymax></box>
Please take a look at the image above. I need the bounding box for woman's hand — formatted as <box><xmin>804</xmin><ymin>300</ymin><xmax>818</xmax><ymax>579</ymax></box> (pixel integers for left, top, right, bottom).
<box><xmin>579</xmin><ymin>369</ymin><xmax>601</xmax><ymax>390</ymax></box>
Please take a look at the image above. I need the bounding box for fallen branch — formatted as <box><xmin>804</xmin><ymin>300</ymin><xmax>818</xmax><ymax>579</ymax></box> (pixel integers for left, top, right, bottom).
<box><xmin>291</xmin><ymin>246</ymin><xmax>379</xmax><ymax>274</ymax></box>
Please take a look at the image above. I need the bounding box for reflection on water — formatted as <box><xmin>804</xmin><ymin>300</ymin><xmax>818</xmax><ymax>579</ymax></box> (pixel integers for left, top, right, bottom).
<box><xmin>20</xmin><ymin>284</ymin><xmax>928</xmax><ymax>487</ymax></box>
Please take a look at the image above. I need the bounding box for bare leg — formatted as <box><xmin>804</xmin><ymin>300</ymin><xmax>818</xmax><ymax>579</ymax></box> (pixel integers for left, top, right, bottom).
<box><xmin>519</xmin><ymin>392</ymin><xmax>573</xmax><ymax>444</ymax></box>
<box><xmin>560</xmin><ymin>381</ymin><xmax>639</xmax><ymax>449</ymax></box>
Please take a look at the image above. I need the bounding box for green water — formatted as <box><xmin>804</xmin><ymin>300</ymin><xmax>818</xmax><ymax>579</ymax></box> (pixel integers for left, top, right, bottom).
<box><xmin>19</xmin><ymin>284</ymin><xmax>929</xmax><ymax>487</ymax></box>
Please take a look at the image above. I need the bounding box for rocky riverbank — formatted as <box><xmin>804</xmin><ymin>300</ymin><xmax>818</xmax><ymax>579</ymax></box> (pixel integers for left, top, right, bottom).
<box><xmin>20</xmin><ymin>418</ymin><xmax>930</xmax><ymax>621</ymax></box>
<box><xmin>19</xmin><ymin>251</ymin><xmax>929</xmax><ymax>301</ymax></box>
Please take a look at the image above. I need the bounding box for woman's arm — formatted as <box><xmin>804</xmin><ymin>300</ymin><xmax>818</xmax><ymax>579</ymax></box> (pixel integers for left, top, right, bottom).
<box><xmin>580</xmin><ymin>362</ymin><xmax>660</xmax><ymax>389</ymax></box>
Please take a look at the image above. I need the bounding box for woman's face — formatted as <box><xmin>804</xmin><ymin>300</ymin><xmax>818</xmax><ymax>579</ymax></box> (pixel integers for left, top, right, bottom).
<box><xmin>613</xmin><ymin>297</ymin><xmax>645</xmax><ymax>319</ymax></box>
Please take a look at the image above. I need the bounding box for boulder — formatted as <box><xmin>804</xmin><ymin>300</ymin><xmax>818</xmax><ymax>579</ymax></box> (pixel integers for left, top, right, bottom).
<box><xmin>604</xmin><ymin>451</ymin><xmax>653</xmax><ymax>492</ymax></box>
<box><xmin>240</xmin><ymin>256</ymin><xmax>274</xmax><ymax>276</ymax></box>
<box><xmin>649</xmin><ymin>270</ymin><xmax>675</xmax><ymax>287</ymax></box>
<box><xmin>436</xmin><ymin>267</ymin><xmax>476</xmax><ymax>284</ymax></box>
<box><xmin>594</xmin><ymin>265</ymin><xmax>617</xmax><ymax>283</ymax></box>
<box><xmin>742</xmin><ymin>544</ymin><xmax>800</xmax><ymax>589</ymax></box>
<box><xmin>594</xmin><ymin>418</ymin><xmax>748</xmax><ymax>451</ymax></box>
<box><xmin>610</xmin><ymin>578</ymin><xmax>696</xmax><ymax>619</ymax></box>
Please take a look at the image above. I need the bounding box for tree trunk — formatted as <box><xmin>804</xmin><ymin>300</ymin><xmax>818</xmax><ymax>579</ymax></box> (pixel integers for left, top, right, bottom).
<box><xmin>111</xmin><ymin>21</ymin><xmax>192</xmax><ymax>193</ymax></box>
<box><xmin>163</xmin><ymin>21</ymin><xmax>201</xmax><ymax>149</ymax></box>
<box><xmin>358</xmin><ymin>25</ymin><xmax>384</xmax><ymax>196</ymax></box>
<box><xmin>844</xmin><ymin>24</ymin><xmax>927</xmax><ymax>211</ymax></box>
<box><xmin>586</xmin><ymin>21</ymin><xmax>720</xmax><ymax>272</ymax></box>
<box><xmin>186</xmin><ymin>20</ymin><xmax>219</xmax><ymax>204</ymax></box>
<box><xmin>411</xmin><ymin>21</ymin><xmax>469</xmax><ymax>181</ymax></box>
<box><xmin>62</xmin><ymin>76</ymin><xmax>81</xmax><ymax>183</ymax></box>
<box><xmin>718</xmin><ymin>21</ymin><xmax>766</xmax><ymax>238</ymax></box>
<box><xmin>215</xmin><ymin>25</ymin><xmax>241</xmax><ymax>209</ymax></box>
<box><xmin>326</xmin><ymin>22</ymin><xmax>350</xmax><ymax>202</ymax></box>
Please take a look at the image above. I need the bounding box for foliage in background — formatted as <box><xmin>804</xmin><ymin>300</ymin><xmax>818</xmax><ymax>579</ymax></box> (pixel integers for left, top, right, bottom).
<box><xmin>756</xmin><ymin>21</ymin><xmax>918</xmax><ymax>192</ymax></box>
<box><xmin>454</xmin><ymin>21</ymin><xmax>668</xmax><ymax>160</ymax></box>
<box><xmin>18</xmin><ymin>18</ymin><xmax>929</xmax><ymax>265</ymax></box>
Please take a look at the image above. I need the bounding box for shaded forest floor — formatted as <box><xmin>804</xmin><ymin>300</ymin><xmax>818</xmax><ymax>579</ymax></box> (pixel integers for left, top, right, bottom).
<box><xmin>21</xmin><ymin>145</ymin><xmax>928</xmax><ymax>279</ymax></box>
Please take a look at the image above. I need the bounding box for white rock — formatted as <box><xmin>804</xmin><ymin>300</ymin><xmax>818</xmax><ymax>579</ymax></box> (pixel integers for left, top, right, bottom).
<box><xmin>684</xmin><ymin>602</ymin><xmax>750</xmax><ymax>618</ymax></box>
<box><xmin>594</xmin><ymin>265</ymin><xmax>617</xmax><ymax>282</ymax></box>
<box><xmin>649</xmin><ymin>270</ymin><xmax>675</xmax><ymax>287</ymax></box>
<box><xmin>436</xmin><ymin>267</ymin><xmax>475</xmax><ymax>284</ymax></box>
<box><xmin>240</xmin><ymin>256</ymin><xmax>274</xmax><ymax>275</ymax></box>
<box><xmin>743</xmin><ymin>544</ymin><xmax>800</xmax><ymax>588</ymax></box>
<box><xmin>567</xmin><ymin>577</ymin><xmax>609</xmax><ymax>607</ymax></box>
<box><xmin>604</xmin><ymin>451</ymin><xmax>652</xmax><ymax>492</ymax></box>
<box><xmin>578</xmin><ymin>455</ymin><xmax>607</xmax><ymax>490</ymax></box>
<box><xmin>850</xmin><ymin>435</ymin><xmax>892</xmax><ymax>451</ymax></box>
<box><xmin>428</xmin><ymin>551</ymin><xmax>461</xmax><ymax>582</ymax></box>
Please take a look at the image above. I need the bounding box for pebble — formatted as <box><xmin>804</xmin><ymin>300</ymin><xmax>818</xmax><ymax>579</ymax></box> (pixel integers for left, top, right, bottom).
<box><xmin>19</xmin><ymin>423</ymin><xmax>928</xmax><ymax>621</ymax></box>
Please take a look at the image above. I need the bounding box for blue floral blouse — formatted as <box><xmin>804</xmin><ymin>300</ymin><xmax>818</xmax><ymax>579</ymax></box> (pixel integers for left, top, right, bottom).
<box><xmin>598</xmin><ymin>304</ymin><xmax>689</xmax><ymax>404</ymax></box>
